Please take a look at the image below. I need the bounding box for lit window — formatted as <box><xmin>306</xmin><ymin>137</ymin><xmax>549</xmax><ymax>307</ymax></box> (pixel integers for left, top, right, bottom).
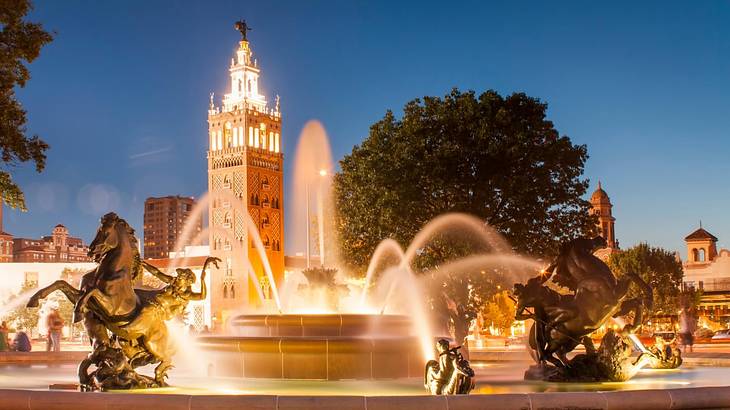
<box><xmin>275</xmin><ymin>133</ymin><xmax>280</xmax><ymax>153</ymax></box>
<box><xmin>217</xmin><ymin>130</ymin><xmax>222</xmax><ymax>151</ymax></box>
<box><xmin>249</xmin><ymin>127</ymin><xmax>254</xmax><ymax>146</ymax></box>
<box><xmin>210</xmin><ymin>132</ymin><xmax>216</xmax><ymax>151</ymax></box>
<box><xmin>232</xmin><ymin>127</ymin><xmax>238</xmax><ymax>147</ymax></box>
<box><xmin>254</xmin><ymin>128</ymin><xmax>259</xmax><ymax>148</ymax></box>
<box><xmin>238</xmin><ymin>126</ymin><xmax>244</xmax><ymax>146</ymax></box>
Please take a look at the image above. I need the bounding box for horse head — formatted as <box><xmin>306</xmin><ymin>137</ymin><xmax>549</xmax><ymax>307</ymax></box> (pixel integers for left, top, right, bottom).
<box><xmin>88</xmin><ymin>212</ymin><xmax>139</xmax><ymax>263</ymax></box>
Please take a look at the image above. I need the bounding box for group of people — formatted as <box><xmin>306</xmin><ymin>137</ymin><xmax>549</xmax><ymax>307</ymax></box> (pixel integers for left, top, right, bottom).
<box><xmin>0</xmin><ymin>321</ymin><xmax>32</xmax><ymax>352</ymax></box>
<box><xmin>0</xmin><ymin>306</ymin><xmax>65</xmax><ymax>353</ymax></box>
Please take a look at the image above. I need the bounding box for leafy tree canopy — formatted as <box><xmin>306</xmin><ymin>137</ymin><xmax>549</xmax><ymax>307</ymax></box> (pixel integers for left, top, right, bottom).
<box><xmin>0</xmin><ymin>0</ymin><xmax>52</xmax><ymax>209</ymax></box>
<box><xmin>334</xmin><ymin>88</ymin><xmax>596</xmax><ymax>270</ymax></box>
<box><xmin>608</xmin><ymin>243</ymin><xmax>684</xmax><ymax>316</ymax></box>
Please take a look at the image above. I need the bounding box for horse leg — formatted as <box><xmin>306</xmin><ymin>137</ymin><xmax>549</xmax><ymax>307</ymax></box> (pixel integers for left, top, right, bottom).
<box><xmin>27</xmin><ymin>280</ymin><xmax>80</xmax><ymax>307</ymax></box>
<box><xmin>142</xmin><ymin>325</ymin><xmax>173</xmax><ymax>386</ymax></box>
<box><xmin>76</xmin><ymin>289</ymin><xmax>117</xmax><ymax>320</ymax></box>
<box><xmin>615</xmin><ymin>299</ymin><xmax>643</xmax><ymax>334</ymax></box>
<box><xmin>582</xmin><ymin>336</ymin><xmax>596</xmax><ymax>355</ymax></box>
<box><xmin>83</xmin><ymin>311</ymin><xmax>109</xmax><ymax>349</ymax></box>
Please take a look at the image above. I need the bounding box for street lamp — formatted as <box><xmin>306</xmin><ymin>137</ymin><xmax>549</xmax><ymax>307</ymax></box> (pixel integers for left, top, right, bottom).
<box><xmin>316</xmin><ymin>169</ymin><xmax>327</xmax><ymax>267</ymax></box>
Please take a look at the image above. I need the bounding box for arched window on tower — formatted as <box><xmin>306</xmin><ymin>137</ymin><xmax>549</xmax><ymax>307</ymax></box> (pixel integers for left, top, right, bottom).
<box><xmin>263</xmin><ymin>235</ymin><xmax>270</xmax><ymax>248</ymax></box>
<box><xmin>223</xmin><ymin>285</ymin><xmax>229</xmax><ymax>299</ymax></box>
<box><xmin>248</xmin><ymin>80</ymin><xmax>252</xmax><ymax>93</ymax></box>
<box><xmin>224</xmin><ymin>212</ymin><xmax>232</xmax><ymax>228</ymax></box>
<box><xmin>692</xmin><ymin>248</ymin><xmax>699</xmax><ymax>262</ymax></box>
<box><xmin>698</xmin><ymin>248</ymin><xmax>706</xmax><ymax>262</ymax></box>
<box><xmin>238</xmin><ymin>79</ymin><xmax>242</xmax><ymax>93</ymax></box>
<box><xmin>225</xmin><ymin>123</ymin><xmax>234</xmax><ymax>148</ymax></box>
<box><xmin>230</xmin><ymin>285</ymin><xmax>236</xmax><ymax>299</ymax></box>
<box><xmin>262</xmin><ymin>194</ymin><xmax>270</xmax><ymax>208</ymax></box>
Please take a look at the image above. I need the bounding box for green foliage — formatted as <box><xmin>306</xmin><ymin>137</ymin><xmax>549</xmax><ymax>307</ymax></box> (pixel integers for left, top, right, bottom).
<box><xmin>608</xmin><ymin>243</ymin><xmax>684</xmax><ymax>316</ymax></box>
<box><xmin>427</xmin><ymin>267</ymin><xmax>513</xmax><ymax>345</ymax></box>
<box><xmin>4</xmin><ymin>280</ymin><xmax>39</xmax><ymax>336</ymax></box>
<box><xmin>0</xmin><ymin>0</ymin><xmax>52</xmax><ymax>209</ymax></box>
<box><xmin>334</xmin><ymin>88</ymin><xmax>596</xmax><ymax>271</ymax></box>
<box><xmin>481</xmin><ymin>290</ymin><xmax>517</xmax><ymax>335</ymax></box>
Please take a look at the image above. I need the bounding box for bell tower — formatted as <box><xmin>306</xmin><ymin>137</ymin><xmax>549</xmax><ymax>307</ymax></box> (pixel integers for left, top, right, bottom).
<box><xmin>207</xmin><ymin>21</ymin><xmax>284</xmax><ymax>324</ymax></box>
<box><xmin>590</xmin><ymin>181</ymin><xmax>617</xmax><ymax>249</ymax></box>
<box><xmin>684</xmin><ymin>224</ymin><xmax>718</xmax><ymax>265</ymax></box>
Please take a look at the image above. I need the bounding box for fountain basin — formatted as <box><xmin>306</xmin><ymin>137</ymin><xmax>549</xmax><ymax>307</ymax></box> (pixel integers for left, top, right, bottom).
<box><xmin>199</xmin><ymin>313</ymin><xmax>425</xmax><ymax>380</ymax></box>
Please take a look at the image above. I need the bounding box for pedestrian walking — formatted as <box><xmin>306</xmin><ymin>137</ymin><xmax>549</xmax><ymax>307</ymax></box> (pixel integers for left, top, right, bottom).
<box><xmin>46</xmin><ymin>308</ymin><xmax>64</xmax><ymax>352</ymax></box>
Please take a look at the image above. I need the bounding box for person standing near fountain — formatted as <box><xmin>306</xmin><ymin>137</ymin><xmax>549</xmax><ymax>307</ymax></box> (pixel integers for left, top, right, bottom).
<box><xmin>45</xmin><ymin>307</ymin><xmax>64</xmax><ymax>352</ymax></box>
<box><xmin>679</xmin><ymin>307</ymin><xmax>697</xmax><ymax>353</ymax></box>
<box><xmin>0</xmin><ymin>322</ymin><xmax>9</xmax><ymax>352</ymax></box>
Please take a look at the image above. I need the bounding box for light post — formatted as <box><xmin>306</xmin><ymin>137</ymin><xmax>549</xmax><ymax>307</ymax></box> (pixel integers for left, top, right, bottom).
<box><xmin>317</xmin><ymin>169</ymin><xmax>327</xmax><ymax>267</ymax></box>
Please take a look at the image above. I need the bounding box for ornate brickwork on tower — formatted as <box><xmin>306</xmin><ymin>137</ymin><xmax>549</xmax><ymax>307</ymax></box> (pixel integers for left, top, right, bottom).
<box><xmin>590</xmin><ymin>182</ymin><xmax>617</xmax><ymax>248</ymax></box>
<box><xmin>590</xmin><ymin>182</ymin><xmax>619</xmax><ymax>261</ymax></box>
<box><xmin>207</xmin><ymin>24</ymin><xmax>284</xmax><ymax>324</ymax></box>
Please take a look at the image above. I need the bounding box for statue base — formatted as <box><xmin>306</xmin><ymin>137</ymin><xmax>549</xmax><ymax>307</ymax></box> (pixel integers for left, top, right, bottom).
<box><xmin>524</xmin><ymin>330</ymin><xmax>641</xmax><ymax>383</ymax></box>
<box><xmin>79</xmin><ymin>345</ymin><xmax>163</xmax><ymax>392</ymax></box>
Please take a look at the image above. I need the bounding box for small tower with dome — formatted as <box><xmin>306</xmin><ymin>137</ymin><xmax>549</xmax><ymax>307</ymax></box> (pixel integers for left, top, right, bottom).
<box><xmin>590</xmin><ymin>181</ymin><xmax>618</xmax><ymax>249</ymax></box>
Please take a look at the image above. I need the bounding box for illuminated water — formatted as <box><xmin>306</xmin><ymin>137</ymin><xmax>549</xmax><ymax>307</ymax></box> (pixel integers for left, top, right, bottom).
<box><xmin>1</xmin><ymin>363</ymin><xmax>724</xmax><ymax>395</ymax></box>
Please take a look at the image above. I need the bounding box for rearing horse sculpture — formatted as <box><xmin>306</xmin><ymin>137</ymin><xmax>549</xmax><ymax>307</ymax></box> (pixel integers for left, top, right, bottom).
<box><xmin>27</xmin><ymin>212</ymin><xmax>172</xmax><ymax>386</ymax></box>
<box><xmin>514</xmin><ymin>237</ymin><xmax>653</xmax><ymax>370</ymax></box>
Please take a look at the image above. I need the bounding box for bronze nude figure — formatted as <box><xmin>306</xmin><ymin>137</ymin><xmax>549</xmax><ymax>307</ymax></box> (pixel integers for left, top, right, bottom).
<box><xmin>424</xmin><ymin>339</ymin><xmax>475</xmax><ymax>395</ymax></box>
<box><xmin>27</xmin><ymin>212</ymin><xmax>220</xmax><ymax>391</ymax></box>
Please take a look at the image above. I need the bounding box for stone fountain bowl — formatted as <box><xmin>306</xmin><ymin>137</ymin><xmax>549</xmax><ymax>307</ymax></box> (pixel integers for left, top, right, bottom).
<box><xmin>197</xmin><ymin>313</ymin><xmax>425</xmax><ymax>380</ymax></box>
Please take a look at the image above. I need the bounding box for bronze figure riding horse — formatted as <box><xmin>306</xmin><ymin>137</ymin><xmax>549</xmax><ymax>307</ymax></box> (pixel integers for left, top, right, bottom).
<box><xmin>27</xmin><ymin>213</ymin><xmax>171</xmax><ymax>384</ymax></box>
<box><xmin>514</xmin><ymin>237</ymin><xmax>653</xmax><ymax>369</ymax></box>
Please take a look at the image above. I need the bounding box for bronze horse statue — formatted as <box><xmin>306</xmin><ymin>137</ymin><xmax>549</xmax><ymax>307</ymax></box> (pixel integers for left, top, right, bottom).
<box><xmin>514</xmin><ymin>237</ymin><xmax>652</xmax><ymax>369</ymax></box>
<box><xmin>27</xmin><ymin>212</ymin><xmax>173</xmax><ymax>386</ymax></box>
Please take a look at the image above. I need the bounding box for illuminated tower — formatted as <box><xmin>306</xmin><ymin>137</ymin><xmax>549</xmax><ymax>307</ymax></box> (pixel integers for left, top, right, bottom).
<box><xmin>207</xmin><ymin>22</ymin><xmax>284</xmax><ymax>324</ymax></box>
<box><xmin>590</xmin><ymin>181</ymin><xmax>617</xmax><ymax>248</ymax></box>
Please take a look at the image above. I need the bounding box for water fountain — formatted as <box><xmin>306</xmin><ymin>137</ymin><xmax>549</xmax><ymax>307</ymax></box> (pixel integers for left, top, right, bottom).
<box><xmin>1</xmin><ymin>121</ymin><xmax>729</xmax><ymax>409</ymax></box>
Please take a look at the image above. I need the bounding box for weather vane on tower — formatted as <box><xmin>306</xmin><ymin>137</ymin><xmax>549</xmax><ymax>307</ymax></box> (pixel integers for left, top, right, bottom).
<box><xmin>234</xmin><ymin>20</ymin><xmax>251</xmax><ymax>41</ymax></box>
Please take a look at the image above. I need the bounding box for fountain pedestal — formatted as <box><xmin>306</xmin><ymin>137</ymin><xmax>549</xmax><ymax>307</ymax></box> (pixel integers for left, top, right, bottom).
<box><xmin>198</xmin><ymin>314</ymin><xmax>425</xmax><ymax>380</ymax></box>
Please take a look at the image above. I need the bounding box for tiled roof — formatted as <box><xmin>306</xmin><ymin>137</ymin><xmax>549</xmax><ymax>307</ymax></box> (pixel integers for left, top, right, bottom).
<box><xmin>685</xmin><ymin>227</ymin><xmax>718</xmax><ymax>242</ymax></box>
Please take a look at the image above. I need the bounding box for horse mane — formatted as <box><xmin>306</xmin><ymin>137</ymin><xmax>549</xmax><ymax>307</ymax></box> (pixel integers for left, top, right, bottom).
<box><xmin>102</xmin><ymin>212</ymin><xmax>142</xmax><ymax>279</ymax></box>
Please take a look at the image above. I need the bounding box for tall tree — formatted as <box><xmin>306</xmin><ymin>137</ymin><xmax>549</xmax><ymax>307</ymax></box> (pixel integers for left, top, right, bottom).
<box><xmin>335</xmin><ymin>89</ymin><xmax>596</xmax><ymax>348</ymax></box>
<box><xmin>334</xmin><ymin>88</ymin><xmax>596</xmax><ymax>270</ymax></box>
<box><xmin>0</xmin><ymin>0</ymin><xmax>52</xmax><ymax>209</ymax></box>
<box><xmin>4</xmin><ymin>280</ymin><xmax>39</xmax><ymax>336</ymax></box>
<box><xmin>608</xmin><ymin>243</ymin><xmax>684</xmax><ymax>317</ymax></box>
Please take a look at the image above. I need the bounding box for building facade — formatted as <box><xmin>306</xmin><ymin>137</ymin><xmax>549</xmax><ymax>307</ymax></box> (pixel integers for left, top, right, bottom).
<box><xmin>13</xmin><ymin>224</ymin><xmax>91</xmax><ymax>263</ymax></box>
<box><xmin>590</xmin><ymin>182</ymin><xmax>620</xmax><ymax>260</ymax></box>
<box><xmin>681</xmin><ymin>226</ymin><xmax>730</xmax><ymax>325</ymax></box>
<box><xmin>143</xmin><ymin>196</ymin><xmax>201</xmax><ymax>259</ymax></box>
<box><xmin>0</xmin><ymin>204</ymin><xmax>13</xmax><ymax>262</ymax></box>
<box><xmin>207</xmin><ymin>28</ymin><xmax>285</xmax><ymax>323</ymax></box>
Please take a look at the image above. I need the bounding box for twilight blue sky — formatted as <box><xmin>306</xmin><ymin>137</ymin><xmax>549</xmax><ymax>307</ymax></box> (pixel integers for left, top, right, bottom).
<box><xmin>6</xmin><ymin>1</ymin><xmax>730</xmax><ymax>258</ymax></box>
